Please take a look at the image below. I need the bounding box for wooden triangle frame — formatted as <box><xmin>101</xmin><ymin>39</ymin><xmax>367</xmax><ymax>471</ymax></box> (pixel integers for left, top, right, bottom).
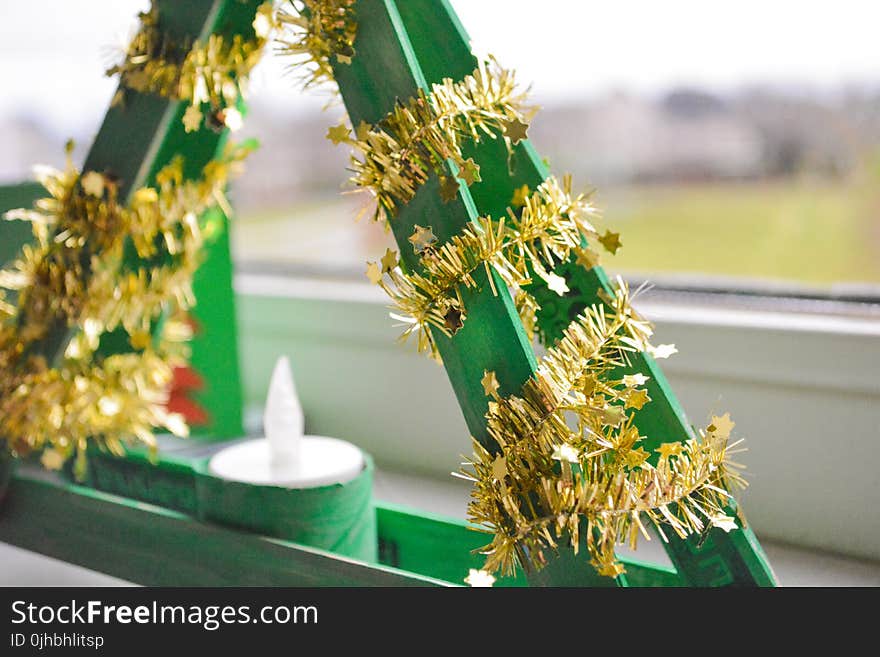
<box><xmin>0</xmin><ymin>0</ymin><xmax>777</xmax><ymax>586</ymax></box>
<box><xmin>330</xmin><ymin>0</ymin><xmax>776</xmax><ymax>587</ymax></box>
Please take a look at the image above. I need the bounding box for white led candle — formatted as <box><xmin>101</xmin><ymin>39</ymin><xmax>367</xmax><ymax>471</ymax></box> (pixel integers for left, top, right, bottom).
<box><xmin>208</xmin><ymin>356</ymin><xmax>364</xmax><ymax>488</ymax></box>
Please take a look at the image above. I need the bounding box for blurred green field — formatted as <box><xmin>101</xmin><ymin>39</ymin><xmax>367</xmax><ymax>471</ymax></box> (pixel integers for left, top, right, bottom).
<box><xmin>235</xmin><ymin>179</ymin><xmax>880</xmax><ymax>287</ymax></box>
<box><xmin>599</xmin><ymin>179</ymin><xmax>880</xmax><ymax>286</ymax></box>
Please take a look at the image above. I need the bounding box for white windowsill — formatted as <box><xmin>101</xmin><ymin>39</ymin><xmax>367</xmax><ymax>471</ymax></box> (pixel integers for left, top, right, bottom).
<box><xmin>234</xmin><ymin>273</ymin><xmax>880</xmax><ymax>568</ymax></box>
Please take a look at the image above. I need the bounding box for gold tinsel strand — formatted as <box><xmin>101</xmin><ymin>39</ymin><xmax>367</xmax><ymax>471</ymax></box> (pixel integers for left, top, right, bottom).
<box><xmin>275</xmin><ymin>0</ymin><xmax>358</xmax><ymax>91</ymax></box>
<box><xmin>0</xmin><ymin>142</ymin><xmax>253</xmax><ymax>470</ymax></box>
<box><xmin>106</xmin><ymin>2</ymin><xmax>277</xmax><ymax>132</ymax></box>
<box><xmin>368</xmin><ymin>176</ymin><xmax>612</xmax><ymax>358</ymax></box>
<box><xmin>460</xmin><ymin>282</ymin><xmax>746</xmax><ymax>578</ymax></box>
<box><xmin>343</xmin><ymin>58</ymin><xmax>533</xmax><ymax>223</ymax></box>
<box><xmin>2</xmin><ymin>319</ymin><xmax>192</xmax><ymax>478</ymax></box>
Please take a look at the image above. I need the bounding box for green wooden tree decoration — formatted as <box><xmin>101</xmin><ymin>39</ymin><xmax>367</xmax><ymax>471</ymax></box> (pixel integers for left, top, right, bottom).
<box><xmin>0</xmin><ymin>0</ymin><xmax>777</xmax><ymax>587</ymax></box>
<box><xmin>323</xmin><ymin>0</ymin><xmax>776</xmax><ymax>587</ymax></box>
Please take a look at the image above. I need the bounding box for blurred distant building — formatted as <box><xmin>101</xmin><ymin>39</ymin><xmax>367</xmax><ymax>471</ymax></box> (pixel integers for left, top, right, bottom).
<box><xmin>734</xmin><ymin>88</ymin><xmax>876</xmax><ymax>178</ymax></box>
<box><xmin>230</xmin><ymin>107</ymin><xmax>350</xmax><ymax>212</ymax></box>
<box><xmin>4</xmin><ymin>86</ymin><xmax>878</xmax><ymax>208</ymax></box>
<box><xmin>531</xmin><ymin>91</ymin><xmax>764</xmax><ymax>185</ymax></box>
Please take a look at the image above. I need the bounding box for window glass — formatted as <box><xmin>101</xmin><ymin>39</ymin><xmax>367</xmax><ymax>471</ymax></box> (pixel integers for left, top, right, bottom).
<box><xmin>2</xmin><ymin>1</ymin><xmax>878</xmax><ymax>289</ymax></box>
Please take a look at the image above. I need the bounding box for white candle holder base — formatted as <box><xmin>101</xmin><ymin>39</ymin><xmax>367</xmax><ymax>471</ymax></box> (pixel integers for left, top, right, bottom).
<box><xmin>208</xmin><ymin>435</ymin><xmax>365</xmax><ymax>489</ymax></box>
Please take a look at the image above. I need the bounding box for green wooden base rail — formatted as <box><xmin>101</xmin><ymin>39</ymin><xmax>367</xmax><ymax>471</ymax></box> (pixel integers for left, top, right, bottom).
<box><xmin>0</xmin><ymin>461</ymin><xmax>681</xmax><ymax>587</ymax></box>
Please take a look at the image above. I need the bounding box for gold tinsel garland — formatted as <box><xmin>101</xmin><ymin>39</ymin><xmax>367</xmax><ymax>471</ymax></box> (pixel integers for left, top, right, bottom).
<box><xmin>0</xmin><ymin>142</ymin><xmax>252</xmax><ymax>471</ymax></box>
<box><xmin>276</xmin><ymin>0</ymin><xmax>358</xmax><ymax>91</ymax></box>
<box><xmin>1</xmin><ymin>319</ymin><xmax>191</xmax><ymax>478</ymax></box>
<box><xmin>106</xmin><ymin>2</ymin><xmax>277</xmax><ymax>132</ymax></box>
<box><xmin>334</xmin><ymin>58</ymin><xmax>533</xmax><ymax>223</ymax></box>
<box><xmin>367</xmin><ymin>176</ymin><xmax>616</xmax><ymax>358</ymax></box>
<box><xmin>459</xmin><ymin>283</ymin><xmax>746</xmax><ymax>578</ymax></box>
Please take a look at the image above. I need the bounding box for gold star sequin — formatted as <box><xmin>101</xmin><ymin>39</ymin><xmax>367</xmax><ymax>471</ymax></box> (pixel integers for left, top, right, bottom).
<box><xmin>458</xmin><ymin>158</ymin><xmax>481</xmax><ymax>186</ymax></box>
<box><xmin>503</xmin><ymin>117</ymin><xmax>529</xmax><ymax>144</ymax></box>
<box><xmin>545</xmin><ymin>272</ymin><xmax>569</xmax><ymax>296</ymax></box>
<box><xmin>625</xmin><ymin>388</ymin><xmax>650</xmax><ymax>410</ymax></box>
<box><xmin>491</xmin><ymin>454</ymin><xmax>507</xmax><ymax>481</ymax></box>
<box><xmin>252</xmin><ymin>2</ymin><xmax>275</xmax><ymax>39</ymax></box>
<box><xmin>708</xmin><ymin>412</ymin><xmax>735</xmax><ymax>439</ymax></box>
<box><xmin>182</xmin><ymin>105</ymin><xmax>203</xmax><ymax>133</ymax></box>
<box><xmin>408</xmin><ymin>225</ymin><xmax>437</xmax><ymax>254</ymax></box>
<box><xmin>657</xmin><ymin>442</ymin><xmax>684</xmax><ymax>459</ymax></box>
<box><xmin>551</xmin><ymin>443</ymin><xmax>579</xmax><ymax>463</ymax></box>
<box><xmin>80</xmin><ymin>172</ymin><xmax>105</xmax><ymax>198</ymax></box>
<box><xmin>439</xmin><ymin>175</ymin><xmax>460</xmax><ymax>203</ymax></box>
<box><xmin>365</xmin><ymin>261</ymin><xmax>383</xmax><ymax>285</ymax></box>
<box><xmin>510</xmin><ymin>184</ymin><xmax>530</xmax><ymax>207</ymax></box>
<box><xmin>602</xmin><ymin>405</ymin><xmax>626</xmax><ymax>427</ymax></box>
<box><xmin>481</xmin><ymin>370</ymin><xmax>500</xmax><ymax>398</ymax></box>
<box><xmin>575</xmin><ymin>247</ymin><xmax>600</xmax><ymax>270</ymax></box>
<box><xmin>444</xmin><ymin>306</ymin><xmax>464</xmax><ymax>334</ymax></box>
<box><xmin>624</xmin><ymin>447</ymin><xmax>650</xmax><ymax>468</ymax></box>
<box><xmin>222</xmin><ymin>107</ymin><xmax>243</xmax><ymax>131</ymax></box>
<box><xmin>622</xmin><ymin>373</ymin><xmax>649</xmax><ymax>388</ymax></box>
<box><xmin>650</xmin><ymin>344</ymin><xmax>677</xmax><ymax>359</ymax></box>
<box><xmin>326</xmin><ymin>123</ymin><xmax>350</xmax><ymax>145</ymax></box>
<box><xmin>598</xmin><ymin>230</ymin><xmax>622</xmax><ymax>254</ymax></box>
<box><xmin>355</xmin><ymin>120</ymin><xmax>371</xmax><ymax>141</ymax></box>
<box><xmin>464</xmin><ymin>569</ymin><xmax>496</xmax><ymax>587</ymax></box>
<box><xmin>380</xmin><ymin>248</ymin><xmax>398</xmax><ymax>273</ymax></box>
<box><xmin>581</xmin><ymin>374</ymin><xmax>598</xmax><ymax>396</ymax></box>
<box><xmin>40</xmin><ymin>448</ymin><xmax>65</xmax><ymax>471</ymax></box>
<box><xmin>710</xmin><ymin>515</ymin><xmax>739</xmax><ymax>533</ymax></box>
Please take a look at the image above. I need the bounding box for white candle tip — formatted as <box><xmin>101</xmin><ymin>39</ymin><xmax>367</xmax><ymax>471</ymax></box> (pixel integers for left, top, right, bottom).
<box><xmin>264</xmin><ymin>355</ymin><xmax>303</xmax><ymax>468</ymax></box>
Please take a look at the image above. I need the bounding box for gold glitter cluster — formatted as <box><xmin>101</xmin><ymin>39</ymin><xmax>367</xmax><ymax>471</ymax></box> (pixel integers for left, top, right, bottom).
<box><xmin>367</xmin><ymin>176</ymin><xmax>619</xmax><ymax>358</ymax></box>
<box><xmin>460</xmin><ymin>283</ymin><xmax>746</xmax><ymax>578</ymax></box>
<box><xmin>335</xmin><ymin>58</ymin><xmax>533</xmax><ymax>223</ymax></box>
<box><xmin>0</xmin><ymin>142</ymin><xmax>252</xmax><ymax>472</ymax></box>
<box><xmin>106</xmin><ymin>2</ymin><xmax>277</xmax><ymax>132</ymax></box>
<box><xmin>276</xmin><ymin>0</ymin><xmax>358</xmax><ymax>90</ymax></box>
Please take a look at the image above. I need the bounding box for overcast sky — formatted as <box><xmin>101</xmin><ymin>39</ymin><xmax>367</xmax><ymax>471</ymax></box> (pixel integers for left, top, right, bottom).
<box><xmin>1</xmin><ymin>0</ymin><xmax>878</xmax><ymax>135</ymax></box>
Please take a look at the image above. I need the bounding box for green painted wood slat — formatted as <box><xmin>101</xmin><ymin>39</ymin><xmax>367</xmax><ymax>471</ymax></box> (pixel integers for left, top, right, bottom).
<box><xmin>0</xmin><ymin>466</ymin><xmax>443</xmax><ymax>587</ymax></box>
<box><xmin>331</xmin><ymin>0</ymin><xmax>614</xmax><ymax>587</ymax></box>
<box><xmin>0</xmin><ymin>465</ymin><xmax>682</xmax><ymax>587</ymax></box>
<box><xmin>0</xmin><ymin>183</ymin><xmax>44</xmax><ymax>266</ymax></box>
